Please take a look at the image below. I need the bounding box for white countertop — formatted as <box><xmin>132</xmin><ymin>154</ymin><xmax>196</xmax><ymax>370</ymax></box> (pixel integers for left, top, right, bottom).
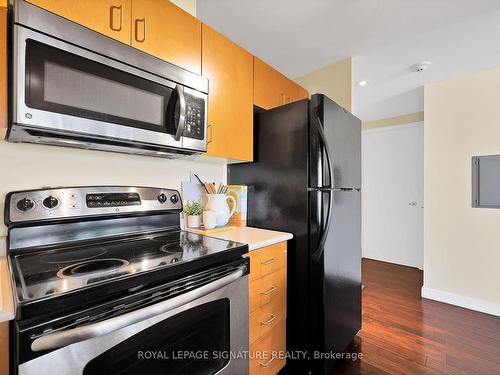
<box><xmin>0</xmin><ymin>257</ymin><xmax>14</xmax><ymax>322</ymax></box>
<box><xmin>193</xmin><ymin>226</ymin><xmax>293</xmax><ymax>251</ymax></box>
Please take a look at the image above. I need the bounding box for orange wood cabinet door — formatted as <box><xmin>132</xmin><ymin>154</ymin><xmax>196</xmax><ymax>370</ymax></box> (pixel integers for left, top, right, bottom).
<box><xmin>26</xmin><ymin>0</ymin><xmax>132</xmax><ymax>44</ymax></box>
<box><xmin>131</xmin><ymin>0</ymin><xmax>201</xmax><ymax>74</ymax></box>
<box><xmin>254</xmin><ymin>57</ymin><xmax>283</xmax><ymax>110</ymax></box>
<box><xmin>202</xmin><ymin>24</ymin><xmax>253</xmax><ymax>161</ymax></box>
<box><xmin>0</xmin><ymin>6</ymin><xmax>6</xmax><ymax>138</ymax></box>
<box><xmin>0</xmin><ymin>322</ymin><xmax>8</xmax><ymax>375</ymax></box>
<box><xmin>254</xmin><ymin>57</ymin><xmax>308</xmax><ymax>110</ymax></box>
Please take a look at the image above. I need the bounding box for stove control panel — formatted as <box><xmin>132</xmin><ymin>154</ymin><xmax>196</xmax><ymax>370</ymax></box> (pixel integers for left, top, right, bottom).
<box><xmin>6</xmin><ymin>186</ymin><xmax>183</xmax><ymax>225</ymax></box>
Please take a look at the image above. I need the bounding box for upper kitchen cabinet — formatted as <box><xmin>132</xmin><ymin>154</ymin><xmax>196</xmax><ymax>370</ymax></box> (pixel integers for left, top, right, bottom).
<box><xmin>131</xmin><ymin>0</ymin><xmax>202</xmax><ymax>74</ymax></box>
<box><xmin>202</xmin><ymin>24</ymin><xmax>253</xmax><ymax>161</ymax></box>
<box><xmin>26</xmin><ymin>0</ymin><xmax>132</xmax><ymax>44</ymax></box>
<box><xmin>254</xmin><ymin>57</ymin><xmax>309</xmax><ymax>110</ymax></box>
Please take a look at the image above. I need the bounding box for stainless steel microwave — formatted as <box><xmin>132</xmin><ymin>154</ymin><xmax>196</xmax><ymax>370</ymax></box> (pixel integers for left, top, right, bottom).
<box><xmin>8</xmin><ymin>0</ymin><xmax>208</xmax><ymax>157</ymax></box>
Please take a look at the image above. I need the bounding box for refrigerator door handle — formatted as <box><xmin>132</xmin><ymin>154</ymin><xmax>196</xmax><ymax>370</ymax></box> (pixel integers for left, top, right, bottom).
<box><xmin>312</xmin><ymin>189</ymin><xmax>333</xmax><ymax>261</ymax></box>
<box><xmin>315</xmin><ymin>116</ymin><xmax>335</xmax><ymax>189</ymax></box>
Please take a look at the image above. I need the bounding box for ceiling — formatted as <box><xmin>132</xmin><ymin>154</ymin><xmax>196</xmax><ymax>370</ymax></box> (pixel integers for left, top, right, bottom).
<box><xmin>197</xmin><ymin>0</ymin><xmax>500</xmax><ymax>121</ymax></box>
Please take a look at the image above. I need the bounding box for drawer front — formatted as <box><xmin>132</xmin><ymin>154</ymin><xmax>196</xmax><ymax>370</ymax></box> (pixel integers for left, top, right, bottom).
<box><xmin>247</xmin><ymin>242</ymin><xmax>286</xmax><ymax>282</ymax></box>
<box><xmin>249</xmin><ymin>294</ymin><xmax>286</xmax><ymax>344</ymax></box>
<box><xmin>249</xmin><ymin>267</ymin><xmax>286</xmax><ymax>314</ymax></box>
<box><xmin>250</xmin><ymin>321</ymin><xmax>286</xmax><ymax>375</ymax></box>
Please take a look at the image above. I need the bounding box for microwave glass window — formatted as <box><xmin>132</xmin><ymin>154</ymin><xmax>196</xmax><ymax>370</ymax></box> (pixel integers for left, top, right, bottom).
<box><xmin>43</xmin><ymin>61</ymin><xmax>165</xmax><ymax>126</ymax></box>
<box><xmin>25</xmin><ymin>39</ymin><xmax>176</xmax><ymax>133</ymax></box>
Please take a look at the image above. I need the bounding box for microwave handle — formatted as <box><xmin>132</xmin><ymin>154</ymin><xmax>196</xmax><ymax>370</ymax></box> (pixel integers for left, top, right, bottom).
<box><xmin>173</xmin><ymin>84</ymin><xmax>186</xmax><ymax>141</ymax></box>
<box><xmin>31</xmin><ymin>265</ymin><xmax>246</xmax><ymax>352</ymax></box>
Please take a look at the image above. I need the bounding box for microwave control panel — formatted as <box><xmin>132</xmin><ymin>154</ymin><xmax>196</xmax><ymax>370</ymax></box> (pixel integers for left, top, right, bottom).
<box><xmin>184</xmin><ymin>94</ymin><xmax>205</xmax><ymax>140</ymax></box>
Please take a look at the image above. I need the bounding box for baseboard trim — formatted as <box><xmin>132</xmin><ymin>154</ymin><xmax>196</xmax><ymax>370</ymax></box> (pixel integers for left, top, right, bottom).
<box><xmin>421</xmin><ymin>287</ymin><xmax>500</xmax><ymax>317</ymax></box>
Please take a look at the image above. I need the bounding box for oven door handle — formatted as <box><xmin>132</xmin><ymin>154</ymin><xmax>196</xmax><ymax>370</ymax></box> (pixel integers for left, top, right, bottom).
<box><xmin>31</xmin><ymin>266</ymin><xmax>247</xmax><ymax>352</ymax></box>
<box><xmin>173</xmin><ymin>84</ymin><xmax>186</xmax><ymax>141</ymax></box>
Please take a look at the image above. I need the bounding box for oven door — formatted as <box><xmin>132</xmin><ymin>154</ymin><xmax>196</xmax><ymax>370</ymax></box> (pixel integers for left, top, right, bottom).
<box><xmin>11</xmin><ymin>24</ymin><xmax>207</xmax><ymax>153</ymax></box>
<box><xmin>18</xmin><ymin>267</ymin><xmax>248</xmax><ymax>375</ymax></box>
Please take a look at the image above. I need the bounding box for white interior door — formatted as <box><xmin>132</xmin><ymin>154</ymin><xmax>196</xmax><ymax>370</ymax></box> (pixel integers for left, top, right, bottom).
<box><xmin>362</xmin><ymin>122</ymin><xmax>423</xmax><ymax>269</ymax></box>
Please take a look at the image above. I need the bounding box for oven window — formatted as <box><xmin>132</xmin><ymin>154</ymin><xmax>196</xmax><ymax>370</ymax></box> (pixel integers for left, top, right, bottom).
<box><xmin>83</xmin><ymin>299</ymin><xmax>230</xmax><ymax>375</ymax></box>
<box><xmin>25</xmin><ymin>39</ymin><xmax>176</xmax><ymax>133</ymax></box>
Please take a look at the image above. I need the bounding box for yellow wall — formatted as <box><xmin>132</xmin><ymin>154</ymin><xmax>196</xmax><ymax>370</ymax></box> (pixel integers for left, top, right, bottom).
<box><xmin>170</xmin><ymin>0</ymin><xmax>196</xmax><ymax>16</ymax></box>
<box><xmin>294</xmin><ymin>58</ymin><xmax>352</xmax><ymax>111</ymax></box>
<box><xmin>423</xmin><ymin>67</ymin><xmax>500</xmax><ymax>315</ymax></box>
<box><xmin>362</xmin><ymin>112</ymin><xmax>424</xmax><ymax>130</ymax></box>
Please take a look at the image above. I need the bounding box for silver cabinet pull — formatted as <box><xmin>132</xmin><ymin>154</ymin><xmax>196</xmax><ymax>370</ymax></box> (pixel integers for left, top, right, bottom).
<box><xmin>31</xmin><ymin>266</ymin><xmax>246</xmax><ymax>352</ymax></box>
<box><xmin>260</xmin><ymin>286</ymin><xmax>276</xmax><ymax>295</ymax></box>
<box><xmin>259</xmin><ymin>356</ymin><xmax>276</xmax><ymax>368</ymax></box>
<box><xmin>207</xmin><ymin>124</ymin><xmax>213</xmax><ymax>144</ymax></box>
<box><xmin>261</xmin><ymin>258</ymin><xmax>275</xmax><ymax>266</ymax></box>
<box><xmin>109</xmin><ymin>5</ymin><xmax>123</xmax><ymax>31</ymax></box>
<box><xmin>260</xmin><ymin>314</ymin><xmax>276</xmax><ymax>325</ymax></box>
<box><xmin>134</xmin><ymin>18</ymin><xmax>146</xmax><ymax>42</ymax></box>
<box><xmin>408</xmin><ymin>201</ymin><xmax>417</xmax><ymax>206</ymax></box>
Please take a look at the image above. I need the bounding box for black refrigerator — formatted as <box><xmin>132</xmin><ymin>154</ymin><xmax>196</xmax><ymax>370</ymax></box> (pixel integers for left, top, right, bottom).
<box><xmin>228</xmin><ymin>94</ymin><xmax>361</xmax><ymax>374</ymax></box>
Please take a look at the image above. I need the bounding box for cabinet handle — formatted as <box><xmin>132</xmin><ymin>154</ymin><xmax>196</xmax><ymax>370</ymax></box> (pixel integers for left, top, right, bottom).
<box><xmin>280</xmin><ymin>93</ymin><xmax>285</xmax><ymax>105</ymax></box>
<box><xmin>260</xmin><ymin>314</ymin><xmax>276</xmax><ymax>325</ymax></box>
<box><xmin>261</xmin><ymin>258</ymin><xmax>275</xmax><ymax>266</ymax></box>
<box><xmin>260</xmin><ymin>286</ymin><xmax>276</xmax><ymax>295</ymax></box>
<box><xmin>109</xmin><ymin>5</ymin><xmax>123</xmax><ymax>31</ymax></box>
<box><xmin>286</xmin><ymin>96</ymin><xmax>291</xmax><ymax>103</ymax></box>
<box><xmin>259</xmin><ymin>356</ymin><xmax>276</xmax><ymax>368</ymax></box>
<box><xmin>134</xmin><ymin>18</ymin><xmax>147</xmax><ymax>42</ymax></box>
<box><xmin>207</xmin><ymin>124</ymin><xmax>212</xmax><ymax>144</ymax></box>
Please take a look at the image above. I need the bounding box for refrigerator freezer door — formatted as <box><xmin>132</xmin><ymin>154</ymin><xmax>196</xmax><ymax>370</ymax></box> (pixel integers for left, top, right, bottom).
<box><xmin>310</xmin><ymin>95</ymin><xmax>361</xmax><ymax>189</ymax></box>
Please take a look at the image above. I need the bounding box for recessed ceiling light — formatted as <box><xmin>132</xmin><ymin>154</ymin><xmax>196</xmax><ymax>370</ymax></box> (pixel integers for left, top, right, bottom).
<box><xmin>358</xmin><ymin>80</ymin><xmax>368</xmax><ymax>87</ymax></box>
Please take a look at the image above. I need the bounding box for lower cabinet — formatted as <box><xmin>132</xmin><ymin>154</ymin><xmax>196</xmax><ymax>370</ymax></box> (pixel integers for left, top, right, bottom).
<box><xmin>246</xmin><ymin>242</ymin><xmax>287</xmax><ymax>375</ymax></box>
<box><xmin>0</xmin><ymin>322</ymin><xmax>8</xmax><ymax>375</ymax></box>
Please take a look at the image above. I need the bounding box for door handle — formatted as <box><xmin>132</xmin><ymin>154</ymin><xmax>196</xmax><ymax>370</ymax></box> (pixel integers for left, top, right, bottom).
<box><xmin>260</xmin><ymin>314</ymin><xmax>276</xmax><ymax>325</ymax></box>
<box><xmin>207</xmin><ymin>124</ymin><xmax>213</xmax><ymax>144</ymax></box>
<box><xmin>261</xmin><ymin>258</ymin><xmax>276</xmax><ymax>266</ymax></box>
<box><xmin>31</xmin><ymin>266</ymin><xmax>246</xmax><ymax>352</ymax></box>
<box><xmin>109</xmin><ymin>5</ymin><xmax>123</xmax><ymax>31</ymax></box>
<box><xmin>259</xmin><ymin>356</ymin><xmax>276</xmax><ymax>368</ymax></box>
<box><xmin>134</xmin><ymin>18</ymin><xmax>146</xmax><ymax>42</ymax></box>
<box><xmin>315</xmin><ymin>117</ymin><xmax>335</xmax><ymax>189</ymax></box>
<box><xmin>173</xmin><ymin>85</ymin><xmax>186</xmax><ymax>141</ymax></box>
<box><xmin>260</xmin><ymin>286</ymin><xmax>276</xmax><ymax>295</ymax></box>
<box><xmin>312</xmin><ymin>189</ymin><xmax>334</xmax><ymax>261</ymax></box>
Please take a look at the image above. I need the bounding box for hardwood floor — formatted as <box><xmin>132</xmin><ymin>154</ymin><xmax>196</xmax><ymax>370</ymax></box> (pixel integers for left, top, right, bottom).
<box><xmin>329</xmin><ymin>259</ymin><xmax>500</xmax><ymax>375</ymax></box>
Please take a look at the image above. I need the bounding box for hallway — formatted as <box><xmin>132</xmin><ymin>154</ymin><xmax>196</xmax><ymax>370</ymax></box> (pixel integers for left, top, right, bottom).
<box><xmin>330</xmin><ymin>259</ymin><xmax>500</xmax><ymax>374</ymax></box>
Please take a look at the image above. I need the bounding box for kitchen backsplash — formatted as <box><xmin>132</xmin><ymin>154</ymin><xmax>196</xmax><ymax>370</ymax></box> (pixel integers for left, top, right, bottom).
<box><xmin>0</xmin><ymin>140</ymin><xmax>226</xmax><ymax>235</ymax></box>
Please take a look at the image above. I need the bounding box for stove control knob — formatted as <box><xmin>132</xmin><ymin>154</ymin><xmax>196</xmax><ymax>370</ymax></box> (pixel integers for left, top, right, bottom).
<box><xmin>157</xmin><ymin>193</ymin><xmax>167</xmax><ymax>204</ymax></box>
<box><xmin>170</xmin><ymin>194</ymin><xmax>179</xmax><ymax>204</ymax></box>
<box><xmin>16</xmin><ymin>198</ymin><xmax>34</xmax><ymax>212</ymax></box>
<box><xmin>43</xmin><ymin>196</ymin><xmax>59</xmax><ymax>209</ymax></box>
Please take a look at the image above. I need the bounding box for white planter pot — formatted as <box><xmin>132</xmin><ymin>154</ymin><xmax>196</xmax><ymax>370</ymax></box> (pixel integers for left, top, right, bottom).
<box><xmin>187</xmin><ymin>215</ymin><xmax>201</xmax><ymax>228</ymax></box>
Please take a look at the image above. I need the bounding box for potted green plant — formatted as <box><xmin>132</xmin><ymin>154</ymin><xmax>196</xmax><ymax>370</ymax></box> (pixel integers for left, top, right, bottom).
<box><xmin>184</xmin><ymin>200</ymin><xmax>203</xmax><ymax>228</ymax></box>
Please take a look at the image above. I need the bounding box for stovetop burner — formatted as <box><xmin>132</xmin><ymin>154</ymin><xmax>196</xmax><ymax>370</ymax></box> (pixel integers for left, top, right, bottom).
<box><xmin>40</xmin><ymin>248</ymin><xmax>108</xmax><ymax>264</ymax></box>
<box><xmin>57</xmin><ymin>258</ymin><xmax>129</xmax><ymax>278</ymax></box>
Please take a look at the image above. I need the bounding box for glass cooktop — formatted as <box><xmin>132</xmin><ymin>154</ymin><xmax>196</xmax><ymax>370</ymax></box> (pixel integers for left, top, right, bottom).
<box><xmin>11</xmin><ymin>231</ymin><xmax>244</xmax><ymax>302</ymax></box>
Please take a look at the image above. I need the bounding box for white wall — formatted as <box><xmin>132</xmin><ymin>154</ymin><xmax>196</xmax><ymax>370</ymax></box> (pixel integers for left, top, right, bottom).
<box><xmin>423</xmin><ymin>66</ymin><xmax>500</xmax><ymax>316</ymax></box>
<box><xmin>362</xmin><ymin>122</ymin><xmax>424</xmax><ymax>268</ymax></box>
<box><xmin>0</xmin><ymin>140</ymin><xmax>225</xmax><ymax>236</ymax></box>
